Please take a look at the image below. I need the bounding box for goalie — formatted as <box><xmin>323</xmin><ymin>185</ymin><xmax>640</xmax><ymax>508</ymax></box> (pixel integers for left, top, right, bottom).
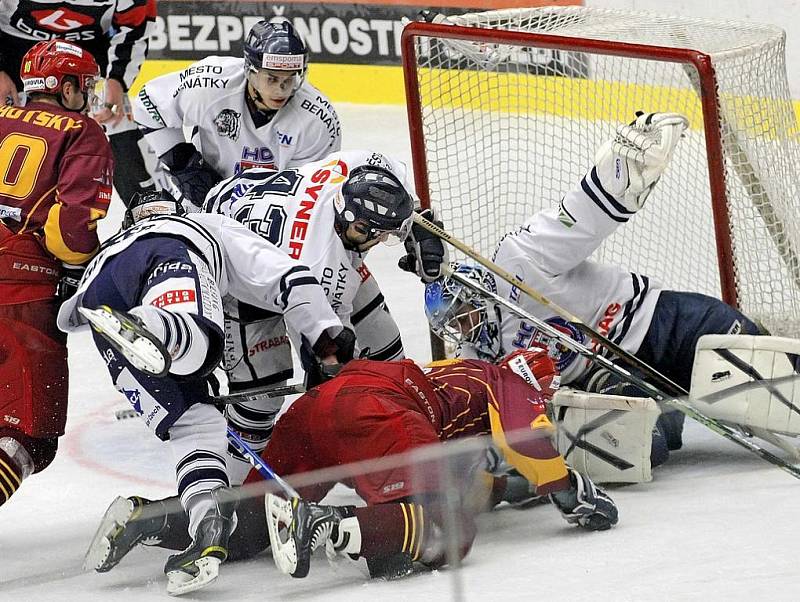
<box><xmin>420</xmin><ymin>112</ymin><xmax>762</xmax><ymax>466</ymax></box>
<box><xmin>83</xmin><ymin>350</ymin><xmax>617</xmax><ymax>584</ymax></box>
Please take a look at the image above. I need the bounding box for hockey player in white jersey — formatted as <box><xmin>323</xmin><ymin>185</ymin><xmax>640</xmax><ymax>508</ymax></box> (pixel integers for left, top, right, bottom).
<box><xmin>201</xmin><ymin>149</ymin><xmax>448</xmax><ymax>482</ymax></box>
<box><xmin>423</xmin><ymin>112</ymin><xmax>761</xmax><ymax>454</ymax></box>
<box><xmin>58</xmin><ymin>191</ymin><xmax>354</xmax><ymax>596</ymax></box>
<box><xmin>132</xmin><ymin>20</ymin><xmax>340</xmax><ymax>209</ymax></box>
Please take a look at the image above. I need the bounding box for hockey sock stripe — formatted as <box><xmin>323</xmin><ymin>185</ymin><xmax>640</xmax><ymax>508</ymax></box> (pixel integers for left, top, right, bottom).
<box><xmin>0</xmin><ymin>453</ymin><xmax>22</xmax><ymax>504</ymax></box>
<box><xmin>0</xmin><ymin>453</ymin><xmax>22</xmax><ymax>488</ymax></box>
<box><xmin>176</xmin><ymin>449</ymin><xmax>227</xmax><ymax>476</ymax></box>
<box><xmin>400</xmin><ymin>502</ymin><xmax>411</xmax><ymax>553</ymax></box>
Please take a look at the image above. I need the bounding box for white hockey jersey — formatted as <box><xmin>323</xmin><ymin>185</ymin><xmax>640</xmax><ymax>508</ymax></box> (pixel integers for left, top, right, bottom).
<box><xmin>479</xmin><ymin>165</ymin><xmax>665</xmax><ymax>385</ymax></box>
<box><xmin>204</xmin><ymin>149</ymin><xmax>416</xmax><ymax>329</ymax></box>
<box><xmin>132</xmin><ymin>56</ymin><xmax>341</xmax><ymax>178</ymax></box>
<box><xmin>57</xmin><ymin>213</ymin><xmax>342</xmax><ymax>352</ymax></box>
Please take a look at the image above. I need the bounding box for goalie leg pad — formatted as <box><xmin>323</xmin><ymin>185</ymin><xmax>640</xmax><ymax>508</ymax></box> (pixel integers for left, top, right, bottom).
<box><xmin>690</xmin><ymin>334</ymin><xmax>800</xmax><ymax>436</ymax></box>
<box><xmin>553</xmin><ymin>388</ymin><xmax>661</xmax><ymax>484</ymax></box>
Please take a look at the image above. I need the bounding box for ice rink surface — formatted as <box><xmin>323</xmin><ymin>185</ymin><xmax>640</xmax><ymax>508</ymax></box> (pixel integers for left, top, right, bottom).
<box><xmin>2</xmin><ymin>104</ymin><xmax>800</xmax><ymax>601</ymax></box>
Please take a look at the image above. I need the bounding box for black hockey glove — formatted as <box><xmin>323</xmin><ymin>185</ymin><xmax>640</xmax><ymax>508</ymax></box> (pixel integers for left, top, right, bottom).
<box><xmin>398</xmin><ymin>208</ymin><xmax>448</xmax><ymax>283</ymax></box>
<box><xmin>55</xmin><ymin>264</ymin><xmax>85</xmax><ymax>307</ymax></box>
<box><xmin>160</xmin><ymin>142</ymin><xmax>222</xmax><ymax>210</ymax></box>
<box><xmin>301</xmin><ymin>326</ymin><xmax>356</xmax><ymax>388</ymax></box>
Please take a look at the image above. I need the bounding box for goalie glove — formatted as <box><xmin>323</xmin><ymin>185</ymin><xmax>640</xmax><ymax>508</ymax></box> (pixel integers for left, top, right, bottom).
<box><xmin>398</xmin><ymin>208</ymin><xmax>449</xmax><ymax>283</ymax></box>
<box><xmin>594</xmin><ymin>111</ymin><xmax>689</xmax><ymax>212</ymax></box>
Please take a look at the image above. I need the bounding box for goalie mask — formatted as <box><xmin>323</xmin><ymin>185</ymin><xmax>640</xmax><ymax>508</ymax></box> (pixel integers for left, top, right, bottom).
<box><xmin>333</xmin><ymin>164</ymin><xmax>414</xmax><ymax>251</ymax></box>
<box><xmin>244</xmin><ymin>20</ymin><xmax>308</xmax><ymax>112</ymax></box>
<box><xmin>123</xmin><ymin>190</ymin><xmax>185</xmax><ymax>229</ymax></box>
<box><xmin>424</xmin><ymin>263</ymin><xmax>502</xmax><ymax>361</ymax></box>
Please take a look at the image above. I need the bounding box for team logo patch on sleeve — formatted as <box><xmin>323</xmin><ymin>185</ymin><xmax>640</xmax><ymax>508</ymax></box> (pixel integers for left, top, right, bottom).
<box><xmin>214</xmin><ymin>109</ymin><xmax>241</xmax><ymax>140</ymax></box>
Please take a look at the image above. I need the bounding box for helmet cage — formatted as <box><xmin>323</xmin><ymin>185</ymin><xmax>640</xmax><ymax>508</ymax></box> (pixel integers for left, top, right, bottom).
<box><xmin>425</xmin><ymin>264</ymin><xmax>502</xmax><ymax>354</ymax></box>
<box><xmin>334</xmin><ymin>165</ymin><xmax>414</xmax><ymax>246</ymax></box>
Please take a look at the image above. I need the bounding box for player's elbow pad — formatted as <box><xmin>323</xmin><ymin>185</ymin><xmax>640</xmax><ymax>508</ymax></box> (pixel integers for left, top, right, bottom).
<box><xmin>160</xmin><ymin>143</ymin><xmax>222</xmax><ymax>209</ymax></box>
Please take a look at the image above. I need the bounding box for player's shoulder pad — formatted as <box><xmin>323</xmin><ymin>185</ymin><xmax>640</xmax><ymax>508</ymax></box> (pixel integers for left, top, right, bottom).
<box><xmin>171</xmin><ymin>56</ymin><xmax>243</xmax><ymax>98</ymax></box>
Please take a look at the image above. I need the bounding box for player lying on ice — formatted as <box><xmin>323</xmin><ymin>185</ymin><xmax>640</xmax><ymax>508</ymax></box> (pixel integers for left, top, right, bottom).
<box><xmin>58</xmin><ymin>191</ymin><xmax>356</xmax><ymax>596</ymax></box>
<box><xmin>417</xmin><ymin>111</ymin><xmax>764</xmax><ymax>472</ymax></box>
<box><xmin>84</xmin><ymin>350</ymin><xmax>618</xmax><ymax>583</ymax></box>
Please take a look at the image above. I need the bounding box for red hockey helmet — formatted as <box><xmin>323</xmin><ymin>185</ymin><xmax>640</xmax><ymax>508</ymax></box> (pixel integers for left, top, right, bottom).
<box><xmin>20</xmin><ymin>40</ymin><xmax>100</xmax><ymax>95</ymax></box>
<box><xmin>498</xmin><ymin>347</ymin><xmax>561</xmax><ymax>402</ymax></box>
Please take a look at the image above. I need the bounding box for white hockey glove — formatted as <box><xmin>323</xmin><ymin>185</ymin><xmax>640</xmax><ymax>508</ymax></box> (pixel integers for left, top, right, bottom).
<box><xmin>595</xmin><ymin>111</ymin><xmax>689</xmax><ymax>212</ymax></box>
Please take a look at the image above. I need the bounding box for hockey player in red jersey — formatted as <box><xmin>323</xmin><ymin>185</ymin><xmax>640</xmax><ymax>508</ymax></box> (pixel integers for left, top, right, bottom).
<box><xmin>86</xmin><ymin>350</ymin><xmax>618</xmax><ymax>582</ymax></box>
<box><xmin>0</xmin><ymin>40</ymin><xmax>113</xmax><ymax>508</ymax></box>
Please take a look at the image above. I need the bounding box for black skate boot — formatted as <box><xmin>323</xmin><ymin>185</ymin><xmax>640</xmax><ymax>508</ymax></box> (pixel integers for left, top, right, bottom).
<box><xmin>84</xmin><ymin>496</ymin><xmax>169</xmax><ymax>572</ymax></box>
<box><xmin>79</xmin><ymin>305</ymin><xmax>171</xmax><ymax>376</ymax></box>
<box><xmin>266</xmin><ymin>495</ymin><xmax>350</xmax><ymax>579</ymax></box>
<box><xmin>164</xmin><ymin>487</ymin><xmax>238</xmax><ymax>596</ymax></box>
<box><xmin>549</xmin><ymin>468</ymin><xmax>619</xmax><ymax>531</ymax></box>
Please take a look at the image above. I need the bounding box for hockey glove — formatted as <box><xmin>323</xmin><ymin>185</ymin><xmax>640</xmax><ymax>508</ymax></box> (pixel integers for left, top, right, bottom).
<box><xmin>595</xmin><ymin>111</ymin><xmax>689</xmax><ymax>212</ymax></box>
<box><xmin>549</xmin><ymin>467</ymin><xmax>618</xmax><ymax>531</ymax></box>
<box><xmin>398</xmin><ymin>208</ymin><xmax>449</xmax><ymax>283</ymax></box>
<box><xmin>301</xmin><ymin>327</ymin><xmax>356</xmax><ymax>388</ymax></box>
<box><xmin>160</xmin><ymin>143</ymin><xmax>223</xmax><ymax>210</ymax></box>
<box><xmin>55</xmin><ymin>264</ymin><xmax>85</xmax><ymax>307</ymax></box>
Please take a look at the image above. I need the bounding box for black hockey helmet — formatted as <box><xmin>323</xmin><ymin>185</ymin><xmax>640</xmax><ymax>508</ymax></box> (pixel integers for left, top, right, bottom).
<box><xmin>333</xmin><ymin>165</ymin><xmax>414</xmax><ymax>247</ymax></box>
<box><xmin>123</xmin><ymin>189</ymin><xmax>184</xmax><ymax>229</ymax></box>
<box><xmin>244</xmin><ymin>20</ymin><xmax>308</xmax><ymax>77</ymax></box>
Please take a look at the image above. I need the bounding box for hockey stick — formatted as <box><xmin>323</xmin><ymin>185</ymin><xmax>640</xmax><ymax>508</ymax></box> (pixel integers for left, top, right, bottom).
<box><xmin>446</xmin><ymin>262</ymin><xmax>800</xmax><ymax>479</ymax></box>
<box><xmin>225</xmin><ymin>427</ymin><xmax>299</xmax><ymax>498</ymax></box>
<box><xmin>414</xmin><ymin>212</ymin><xmax>687</xmax><ymax>397</ymax></box>
<box><xmin>115</xmin><ymin>382</ymin><xmax>306</xmax><ymax>420</ymax></box>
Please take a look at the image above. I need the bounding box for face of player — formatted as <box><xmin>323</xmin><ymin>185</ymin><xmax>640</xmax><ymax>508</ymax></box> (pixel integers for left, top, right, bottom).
<box><xmin>61</xmin><ymin>78</ymin><xmax>97</xmax><ymax>113</ymax></box>
<box><xmin>247</xmin><ymin>68</ymin><xmax>303</xmax><ymax>111</ymax></box>
<box><xmin>445</xmin><ymin>301</ymin><xmax>485</xmax><ymax>344</ymax></box>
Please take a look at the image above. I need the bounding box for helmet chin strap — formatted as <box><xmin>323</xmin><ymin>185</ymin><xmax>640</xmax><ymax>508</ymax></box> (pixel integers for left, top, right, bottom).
<box><xmin>56</xmin><ymin>87</ymin><xmax>89</xmax><ymax>113</ymax></box>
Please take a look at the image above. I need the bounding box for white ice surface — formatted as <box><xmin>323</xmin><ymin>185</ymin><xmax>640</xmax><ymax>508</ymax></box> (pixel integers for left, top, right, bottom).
<box><xmin>2</xmin><ymin>104</ymin><xmax>800</xmax><ymax>601</ymax></box>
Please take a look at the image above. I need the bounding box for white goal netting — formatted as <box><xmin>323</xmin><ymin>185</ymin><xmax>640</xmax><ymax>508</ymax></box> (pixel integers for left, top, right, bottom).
<box><xmin>404</xmin><ymin>6</ymin><xmax>800</xmax><ymax>337</ymax></box>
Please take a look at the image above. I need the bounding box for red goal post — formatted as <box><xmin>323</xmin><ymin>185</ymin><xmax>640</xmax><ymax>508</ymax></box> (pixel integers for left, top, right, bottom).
<box><xmin>401</xmin><ymin>7</ymin><xmax>800</xmax><ymax>340</ymax></box>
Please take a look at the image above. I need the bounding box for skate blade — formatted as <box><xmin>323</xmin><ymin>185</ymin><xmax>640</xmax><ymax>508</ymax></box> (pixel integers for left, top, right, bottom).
<box><xmin>83</xmin><ymin>496</ymin><xmax>134</xmax><ymax>572</ymax></box>
<box><xmin>265</xmin><ymin>494</ymin><xmax>298</xmax><ymax>576</ymax></box>
<box><xmin>78</xmin><ymin>306</ymin><xmax>169</xmax><ymax>376</ymax></box>
<box><xmin>166</xmin><ymin>556</ymin><xmax>221</xmax><ymax>596</ymax></box>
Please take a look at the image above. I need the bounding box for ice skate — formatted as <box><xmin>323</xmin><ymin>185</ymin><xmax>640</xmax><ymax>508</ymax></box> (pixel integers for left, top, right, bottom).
<box><xmin>164</xmin><ymin>487</ymin><xmax>237</xmax><ymax>596</ymax></box>
<box><xmin>266</xmin><ymin>494</ymin><xmax>348</xmax><ymax>579</ymax></box>
<box><xmin>79</xmin><ymin>305</ymin><xmax>171</xmax><ymax>376</ymax></box>
<box><xmin>84</xmin><ymin>496</ymin><xmax>167</xmax><ymax>572</ymax></box>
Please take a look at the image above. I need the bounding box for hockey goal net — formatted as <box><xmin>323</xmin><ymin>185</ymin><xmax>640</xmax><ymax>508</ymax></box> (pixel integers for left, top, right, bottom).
<box><xmin>402</xmin><ymin>6</ymin><xmax>800</xmax><ymax>338</ymax></box>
